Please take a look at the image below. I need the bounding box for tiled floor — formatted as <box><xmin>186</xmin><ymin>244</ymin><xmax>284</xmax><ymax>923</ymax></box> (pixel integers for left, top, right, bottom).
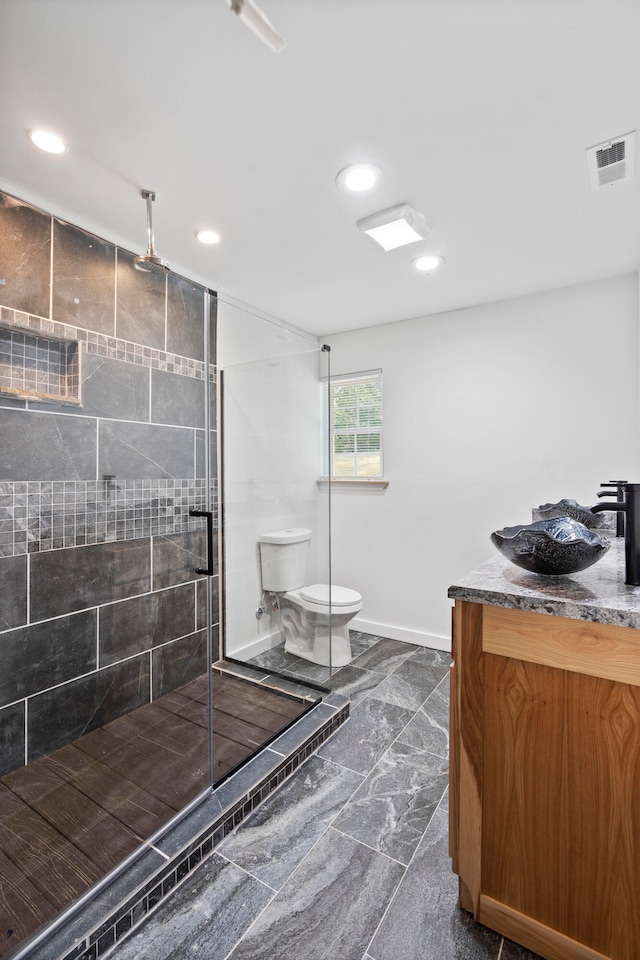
<box><xmin>110</xmin><ymin>633</ymin><xmax>544</xmax><ymax>960</ymax></box>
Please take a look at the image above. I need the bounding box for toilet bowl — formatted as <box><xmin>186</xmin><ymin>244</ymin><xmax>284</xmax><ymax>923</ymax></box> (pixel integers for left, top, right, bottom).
<box><xmin>281</xmin><ymin>583</ymin><xmax>362</xmax><ymax>667</ymax></box>
<box><xmin>258</xmin><ymin>528</ymin><xmax>363</xmax><ymax>667</ymax></box>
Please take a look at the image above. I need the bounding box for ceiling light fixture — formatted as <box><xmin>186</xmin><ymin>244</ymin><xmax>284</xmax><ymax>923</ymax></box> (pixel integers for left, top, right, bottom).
<box><xmin>196</xmin><ymin>229</ymin><xmax>221</xmax><ymax>245</ymax></box>
<box><xmin>28</xmin><ymin>129</ymin><xmax>66</xmax><ymax>154</ymax></box>
<box><xmin>357</xmin><ymin>203</ymin><xmax>430</xmax><ymax>251</ymax></box>
<box><xmin>336</xmin><ymin>163</ymin><xmax>384</xmax><ymax>193</ymax></box>
<box><xmin>412</xmin><ymin>254</ymin><xmax>445</xmax><ymax>273</ymax></box>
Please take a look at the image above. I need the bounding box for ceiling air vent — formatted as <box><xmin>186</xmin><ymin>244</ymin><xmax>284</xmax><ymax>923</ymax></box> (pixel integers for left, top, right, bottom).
<box><xmin>586</xmin><ymin>131</ymin><xmax>635</xmax><ymax>190</ymax></box>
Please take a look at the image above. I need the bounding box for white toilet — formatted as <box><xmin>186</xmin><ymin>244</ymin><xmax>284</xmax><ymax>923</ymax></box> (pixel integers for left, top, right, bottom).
<box><xmin>259</xmin><ymin>527</ymin><xmax>362</xmax><ymax>667</ymax></box>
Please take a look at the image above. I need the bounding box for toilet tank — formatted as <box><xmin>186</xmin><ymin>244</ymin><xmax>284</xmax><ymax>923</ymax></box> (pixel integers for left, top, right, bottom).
<box><xmin>259</xmin><ymin>528</ymin><xmax>311</xmax><ymax>592</ymax></box>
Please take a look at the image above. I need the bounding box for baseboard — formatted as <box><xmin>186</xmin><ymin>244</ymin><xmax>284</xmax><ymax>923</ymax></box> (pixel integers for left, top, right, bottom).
<box><xmin>225</xmin><ymin>629</ymin><xmax>281</xmax><ymax>660</ymax></box>
<box><xmin>350</xmin><ymin>617</ymin><xmax>451</xmax><ymax>652</ymax></box>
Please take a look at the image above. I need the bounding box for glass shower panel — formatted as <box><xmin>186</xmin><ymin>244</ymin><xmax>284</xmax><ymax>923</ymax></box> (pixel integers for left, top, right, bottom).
<box><xmin>220</xmin><ymin>314</ymin><xmax>332</xmax><ymax>692</ymax></box>
<box><xmin>0</xmin><ymin>191</ymin><xmax>215</xmax><ymax>958</ymax></box>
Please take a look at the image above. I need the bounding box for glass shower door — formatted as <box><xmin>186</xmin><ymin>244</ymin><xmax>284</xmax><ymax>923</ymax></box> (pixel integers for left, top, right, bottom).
<box><xmin>219</xmin><ymin>307</ymin><xmax>333</xmax><ymax>692</ymax></box>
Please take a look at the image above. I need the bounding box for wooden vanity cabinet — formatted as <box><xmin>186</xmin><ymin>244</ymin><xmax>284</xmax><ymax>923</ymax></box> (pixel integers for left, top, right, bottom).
<box><xmin>449</xmin><ymin>600</ymin><xmax>640</xmax><ymax>960</ymax></box>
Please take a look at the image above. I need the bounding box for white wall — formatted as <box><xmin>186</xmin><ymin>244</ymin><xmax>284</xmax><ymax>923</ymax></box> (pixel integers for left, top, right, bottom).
<box><xmin>323</xmin><ymin>274</ymin><xmax>640</xmax><ymax>650</ymax></box>
<box><xmin>218</xmin><ymin>298</ymin><xmax>326</xmax><ymax>659</ymax></box>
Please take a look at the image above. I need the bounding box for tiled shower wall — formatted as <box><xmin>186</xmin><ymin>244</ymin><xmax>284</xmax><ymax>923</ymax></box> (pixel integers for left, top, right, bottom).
<box><xmin>0</xmin><ymin>190</ymin><xmax>219</xmax><ymax>778</ymax></box>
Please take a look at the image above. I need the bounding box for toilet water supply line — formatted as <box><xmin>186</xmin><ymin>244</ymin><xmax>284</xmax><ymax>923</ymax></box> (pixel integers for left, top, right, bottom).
<box><xmin>256</xmin><ymin>591</ymin><xmax>279</xmax><ymax>619</ymax></box>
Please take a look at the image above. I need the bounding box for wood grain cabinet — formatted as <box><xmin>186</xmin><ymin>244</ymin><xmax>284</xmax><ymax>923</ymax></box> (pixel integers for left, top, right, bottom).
<box><xmin>449</xmin><ymin>600</ymin><xmax>640</xmax><ymax>960</ymax></box>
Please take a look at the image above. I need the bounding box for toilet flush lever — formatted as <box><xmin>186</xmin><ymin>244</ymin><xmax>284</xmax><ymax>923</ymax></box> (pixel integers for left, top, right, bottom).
<box><xmin>189</xmin><ymin>509</ymin><xmax>215</xmax><ymax>576</ymax></box>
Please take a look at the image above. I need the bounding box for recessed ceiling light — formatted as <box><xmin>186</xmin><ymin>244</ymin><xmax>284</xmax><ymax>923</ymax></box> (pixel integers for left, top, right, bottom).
<box><xmin>357</xmin><ymin>203</ymin><xmax>430</xmax><ymax>251</ymax></box>
<box><xmin>336</xmin><ymin>163</ymin><xmax>384</xmax><ymax>193</ymax></box>
<box><xmin>412</xmin><ymin>254</ymin><xmax>445</xmax><ymax>272</ymax></box>
<box><xmin>196</xmin><ymin>229</ymin><xmax>221</xmax><ymax>245</ymax></box>
<box><xmin>28</xmin><ymin>129</ymin><xmax>66</xmax><ymax>154</ymax></box>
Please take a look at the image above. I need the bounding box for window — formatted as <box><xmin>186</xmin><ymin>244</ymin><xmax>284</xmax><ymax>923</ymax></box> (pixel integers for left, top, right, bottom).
<box><xmin>322</xmin><ymin>370</ymin><xmax>383</xmax><ymax>478</ymax></box>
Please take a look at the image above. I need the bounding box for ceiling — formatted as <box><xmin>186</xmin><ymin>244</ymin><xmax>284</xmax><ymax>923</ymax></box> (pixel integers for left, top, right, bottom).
<box><xmin>0</xmin><ymin>0</ymin><xmax>638</xmax><ymax>337</ymax></box>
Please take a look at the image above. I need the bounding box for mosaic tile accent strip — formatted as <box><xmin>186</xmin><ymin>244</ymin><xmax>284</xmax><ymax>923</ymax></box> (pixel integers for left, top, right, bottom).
<box><xmin>0</xmin><ymin>306</ymin><xmax>215</xmax><ymax>382</ymax></box>
<box><xmin>0</xmin><ymin>479</ymin><xmax>217</xmax><ymax>557</ymax></box>
<box><xmin>0</xmin><ymin>326</ymin><xmax>81</xmax><ymax>403</ymax></box>
<box><xmin>27</xmin><ymin>698</ymin><xmax>350</xmax><ymax>960</ymax></box>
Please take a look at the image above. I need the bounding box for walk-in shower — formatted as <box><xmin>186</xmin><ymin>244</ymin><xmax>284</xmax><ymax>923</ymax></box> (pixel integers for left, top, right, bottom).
<box><xmin>0</xmin><ymin>190</ymin><xmax>316</xmax><ymax>960</ymax></box>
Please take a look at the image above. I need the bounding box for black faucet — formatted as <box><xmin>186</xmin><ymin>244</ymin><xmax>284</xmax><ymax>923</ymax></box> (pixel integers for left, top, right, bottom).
<box><xmin>591</xmin><ymin>482</ymin><xmax>640</xmax><ymax>585</ymax></box>
<box><xmin>596</xmin><ymin>480</ymin><xmax>627</xmax><ymax>537</ymax></box>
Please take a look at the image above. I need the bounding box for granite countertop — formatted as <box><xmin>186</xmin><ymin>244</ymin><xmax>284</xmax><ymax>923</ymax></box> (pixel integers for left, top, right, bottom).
<box><xmin>448</xmin><ymin>537</ymin><xmax>640</xmax><ymax>630</ymax></box>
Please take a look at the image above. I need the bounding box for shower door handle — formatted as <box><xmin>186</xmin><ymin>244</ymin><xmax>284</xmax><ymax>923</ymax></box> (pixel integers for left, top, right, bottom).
<box><xmin>190</xmin><ymin>509</ymin><xmax>215</xmax><ymax>576</ymax></box>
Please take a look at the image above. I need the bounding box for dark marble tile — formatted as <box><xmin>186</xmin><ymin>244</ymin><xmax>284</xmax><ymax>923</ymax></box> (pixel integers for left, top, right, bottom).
<box><xmin>227</xmin><ymin>828</ymin><xmax>404</xmax><ymax>960</ymax></box>
<box><xmin>264</xmin><ymin>702</ymin><xmax>337</xmax><ymax>756</ymax></box>
<box><xmin>500</xmin><ymin>940</ymin><xmax>545</xmax><ymax>959</ymax></box>
<box><xmin>28</xmin><ymin>353</ymin><xmax>150</xmax><ymax>420</ymax></box>
<box><xmin>397</xmin><ymin>673</ymin><xmax>449</xmax><ymax>759</ymax></box>
<box><xmin>351</xmin><ymin>637</ymin><xmax>418</xmax><ymax>675</ymax></box>
<box><xmin>52</xmin><ymin>219</ymin><xmax>116</xmax><ymax>334</ymax></box>
<box><xmin>0</xmin><ymin>192</ymin><xmax>51</xmax><ymax>317</ymax></box>
<box><xmin>0</xmin><ymin>394</ymin><xmax>26</xmax><ymax>409</ymax></box>
<box><xmin>221</xmin><ymin>755</ymin><xmax>363</xmax><ymax>889</ymax></box>
<box><xmin>28</xmin><ymin>655</ymin><xmax>150</xmax><ymax>760</ymax></box>
<box><xmin>151</xmin><ymin>368</ymin><xmax>206</xmax><ymax>428</ymax></box>
<box><xmin>369</xmin><ymin>652</ymin><xmax>450</xmax><ymax>712</ymax></box>
<box><xmin>369</xmin><ymin>801</ymin><xmax>502</xmax><ymax>960</ymax></box>
<box><xmin>334</xmin><ymin>742</ymin><xmax>448</xmax><ymax>865</ymax></box>
<box><xmin>115</xmin><ymin>249</ymin><xmax>166</xmax><ymax>350</ymax></box>
<box><xmin>152</xmin><ymin>630</ymin><xmax>207</xmax><ymax>699</ymax></box>
<box><xmin>349</xmin><ymin>630</ymin><xmax>383</xmax><ymax>659</ymax></box>
<box><xmin>214</xmin><ymin>747</ymin><xmax>285</xmax><ymax>814</ymax></box>
<box><xmin>0</xmin><ymin>701</ymin><xmax>26</xmax><ymax>776</ymax></box>
<box><xmin>0</xmin><ymin>610</ymin><xmax>96</xmax><ymax>707</ymax></box>
<box><xmin>30</xmin><ymin>539</ymin><xmax>151</xmax><ymax>620</ymax></box>
<box><xmin>331</xmin><ymin>663</ymin><xmax>388</xmax><ymax>705</ymax></box>
<box><xmin>155</xmin><ymin>793</ymin><xmax>223</xmax><ymax>859</ymax></box>
<box><xmin>317</xmin><ymin>697</ymin><xmax>415</xmax><ymax>776</ymax></box>
<box><xmin>110</xmin><ymin>853</ymin><xmax>272</xmax><ymax>960</ymax></box>
<box><xmin>98</xmin><ymin>419</ymin><xmax>196</xmax><ymax>480</ymax></box>
<box><xmin>152</xmin><ymin>530</ymin><xmax>209</xmax><ymax>589</ymax></box>
<box><xmin>197</xmin><ymin>575</ymin><xmax>220</xmax><ymax>629</ymax></box>
<box><xmin>0</xmin><ymin>408</ymin><xmax>97</xmax><ymax>480</ymax></box>
<box><xmin>166</xmin><ymin>274</ymin><xmax>205</xmax><ymax>362</ymax></box>
<box><xmin>100</xmin><ymin>583</ymin><xmax>196</xmax><ymax>665</ymax></box>
<box><xmin>0</xmin><ymin>554</ymin><xmax>27</xmax><ymax>629</ymax></box>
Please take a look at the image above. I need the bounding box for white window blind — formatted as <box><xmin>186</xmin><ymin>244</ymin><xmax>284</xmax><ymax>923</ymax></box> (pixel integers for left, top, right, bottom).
<box><xmin>322</xmin><ymin>370</ymin><xmax>383</xmax><ymax>478</ymax></box>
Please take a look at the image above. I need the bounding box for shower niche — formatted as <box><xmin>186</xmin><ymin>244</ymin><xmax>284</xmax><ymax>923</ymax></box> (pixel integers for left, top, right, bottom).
<box><xmin>0</xmin><ymin>323</ymin><xmax>81</xmax><ymax>405</ymax></box>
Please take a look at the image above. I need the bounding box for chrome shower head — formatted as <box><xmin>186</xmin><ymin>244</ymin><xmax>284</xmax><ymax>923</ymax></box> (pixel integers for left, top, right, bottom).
<box><xmin>134</xmin><ymin>190</ymin><xmax>169</xmax><ymax>274</ymax></box>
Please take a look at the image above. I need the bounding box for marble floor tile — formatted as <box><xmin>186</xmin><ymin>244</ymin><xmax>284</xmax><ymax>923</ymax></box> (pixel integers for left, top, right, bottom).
<box><xmin>500</xmin><ymin>940</ymin><xmax>545</xmax><ymax>959</ymax></box>
<box><xmin>330</xmin><ymin>663</ymin><xmax>388</xmax><ymax>705</ymax></box>
<box><xmin>351</xmin><ymin>637</ymin><xmax>418</xmax><ymax>675</ymax></box>
<box><xmin>112</xmin><ymin>853</ymin><xmax>273</xmax><ymax>960</ymax></box>
<box><xmin>317</xmin><ymin>696</ymin><xmax>415</xmax><ymax>775</ymax></box>
<box><xmin>368</xmin><ymin>800</ymin><xmax>502</xmax><ymax>960</ymax></box>
<box><xmin>397</xmin><ymin>673</ymin><xmax>449</xmax><ymax>759</ymax></box>
<box><xmin>227</xmin><ymin>828</ymin><xmax>405</xmax><ymax>960</ymax></box>
<box><xmin>349</xmin><ymin>631</ymin><xmax>385</xmax><ymax>658</ymax></box>
<box><xmin>220</xmin><ymin>755</ymin><xmax>362</xmax><ymax>889</ymax></box>
<box><xmin>334</xmin><ymin>742</ymin><xmax>448</xmax><ymax>865</ymax></box>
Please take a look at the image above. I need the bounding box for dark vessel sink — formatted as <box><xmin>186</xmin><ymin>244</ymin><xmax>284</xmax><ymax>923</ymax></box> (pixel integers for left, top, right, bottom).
<box><xmin>491</xmin><ymin>517</ymin><xmax>610</xmax><ymax>576</ymax></box>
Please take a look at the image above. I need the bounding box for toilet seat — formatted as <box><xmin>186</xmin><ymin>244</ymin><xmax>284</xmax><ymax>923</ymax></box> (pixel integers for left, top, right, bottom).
<box><xmin>299</xmin><ymin>583</ymin><xmax>362</xmax><ymax>607</ymax></box>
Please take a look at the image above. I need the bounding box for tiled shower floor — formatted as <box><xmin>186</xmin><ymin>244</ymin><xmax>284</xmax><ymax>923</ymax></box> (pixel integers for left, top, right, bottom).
<box><xmin>0</xmin><ymin>670</ymin><xmax>314</xmax><ymax>959</ymax></box>
<box><xmin>110</xmin><ymin>633</ymin><xmax>544</xmax><ymax>960</ymax></box>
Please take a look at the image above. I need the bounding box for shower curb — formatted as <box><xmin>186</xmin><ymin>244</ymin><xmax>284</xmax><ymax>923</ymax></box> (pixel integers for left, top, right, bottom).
<box><xmin>18</xmin><ymin>695</ymin><xmax>349</xmax><ymax>960</ymax></box>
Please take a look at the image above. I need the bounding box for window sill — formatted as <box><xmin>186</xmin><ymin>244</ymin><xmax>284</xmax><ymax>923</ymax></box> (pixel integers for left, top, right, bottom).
<box><xmin>317</xmin><ymin>477</ymin><xmax>390</xmax><ymax>488</ymax></box>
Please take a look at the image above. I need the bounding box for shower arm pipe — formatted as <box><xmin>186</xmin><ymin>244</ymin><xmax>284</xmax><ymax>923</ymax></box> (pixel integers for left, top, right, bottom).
<box><xmin>142</xmin><ymin>189</ymin><xmax>157</xmax><ymax>257</ymax></box>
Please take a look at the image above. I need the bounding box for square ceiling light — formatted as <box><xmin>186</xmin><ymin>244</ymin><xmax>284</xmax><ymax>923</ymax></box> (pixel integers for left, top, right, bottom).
<box><xmin>357</xmin><ymin>203</ymin><xmax>430</xmax><ymax>251</ymax></box>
